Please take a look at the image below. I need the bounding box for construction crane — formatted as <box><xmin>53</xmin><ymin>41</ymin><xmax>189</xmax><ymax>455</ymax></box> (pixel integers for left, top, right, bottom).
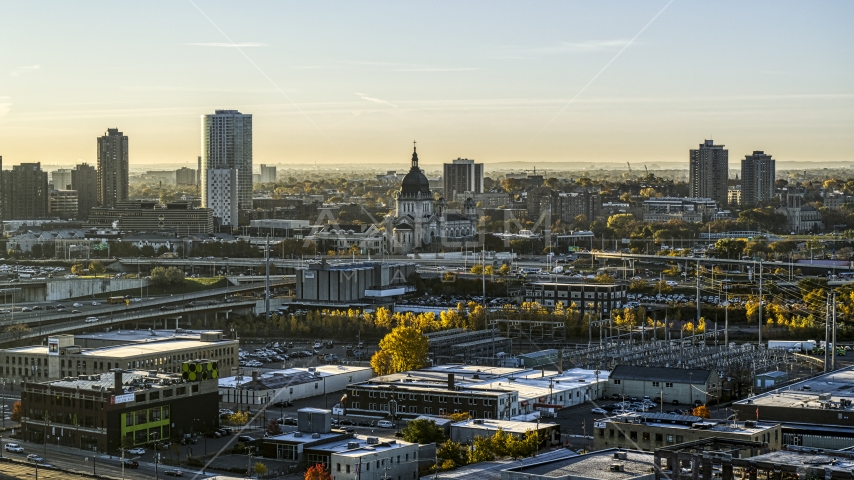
<box><xmin>626</xmin><ymin>162</ymin><xmax>633</xmax><ymax>175</ymax></box>
<box><xmin>644</xmin><ymin>165</ymin><xmax>649</xmax><ymax>176</ymax></box>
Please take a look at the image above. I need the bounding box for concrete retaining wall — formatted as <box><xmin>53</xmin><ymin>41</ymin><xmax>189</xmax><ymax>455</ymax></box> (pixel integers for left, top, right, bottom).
<box><xmin>45</xmin><ymin>278</ymin><xmax>151</xmax><ymax>301</ymax></box>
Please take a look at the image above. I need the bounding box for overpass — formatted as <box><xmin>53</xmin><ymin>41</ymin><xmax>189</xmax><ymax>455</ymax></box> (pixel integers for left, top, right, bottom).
<box><xmin>589</xmin><ymin>252</ymin><xmax>854</xmax><ymax>272</ymax></box>
<box><xmin>0</xmin><ymin>300</ymin><xmax>257</xmax><ymax>344</ymax></box>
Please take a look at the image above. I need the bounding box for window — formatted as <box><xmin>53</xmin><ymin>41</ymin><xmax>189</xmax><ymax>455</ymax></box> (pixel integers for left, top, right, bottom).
<box><xmin>439</xmin><ymin>408</ymin><xmax>447</xmax><ymax>415</ymax></box>
<box><xmin>125</xmin><ymin>414</ymin><xmax>134</xmax><ymax>427</ymax></box>
<box><xmin>666</xmin><ymin>435</ymin><xmax>674</xmax><ymax>444</ymax></box>
<box><xmin>609</xmin><ymin>429</ymin><xmax>614</xmax><ymax>437</ymax></box>
<box><xmin>454</xmin><ymin>398</ymin><xmax>462</xmax><ymax>404</ymax></box>
<box><xmin>643</xmin><ymin>432</ymin><xmax>650</xmax><ymax>441</ymax></box>
<box><xmin>655</xmin><ymin>433</ymin><xmax>663</xmax><ymax>442</ymax></box>
<box><xmin>630</xmin><ymin>431</ymin><xmax>637</xmax><ymax>440</ymax></box>
<box><xmin>652</xmin><ymin>382</ymin><xmax>660</xmax><ymax>387</ymax></box>
<box><xmin>346</xmin><ymin>465</ymin><xmax>350</xmax><ymax>473</ymax></box>
<box><xmin>675</xmin><ymin>435</ymin><xmax>683</xmax><ymax>443</ymax></box>
<box><xmin>369</xmin><ymin>391</ymin><xmax>376</xmax><ymax>398</ymax></box>
<box><xmin>665</xmin><ymin>382</ymin><xmax>673</xmax><ymax>388</ymax></box>
<box><xmin>468</xmin><ymin>398</ymin><xmax>477</xmax><ymax>405</ymax></box>
<box><xmin>613</xmin><ymin>379</ymin><xmax>621</xmax><ymax>385</ymax></box>
<box><xmin>337</xmin><ymin>464</ymin><xmax>341</xmax><ymax>472</ymax></box>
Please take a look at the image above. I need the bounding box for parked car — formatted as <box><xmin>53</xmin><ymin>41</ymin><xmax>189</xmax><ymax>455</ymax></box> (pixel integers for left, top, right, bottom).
<box><xmin>128</xmin><ymin>447</ymin><xmax>145</xmax><ymax>455</ymax></box>
<box><xmin>164</xmin><ymin>469</ymin><xmax>184</xmax><ymax>477</ymax></box>
<box><xmin>237</xmin><ymin>435</ymin><xmax>255</xmax><ymax>443</ymax></box>
<box><xmin>591</xmin><ymin>407</ymin><xmax>607</xmax><ymax>415</ymax></box>
<box><xmin>272</xmin><ymin>400</ymin><xmax>293</xmax><ymax>408</ymax></box>
<box><xmin>4</xmin><ymin>443</ymin><xmax>24</xmax><ymax>453</ymax></box>
<box><xmin>27</xmin><ymin>454</ymin><xmax>45</xmax><ymax>463</ymax></box>
<box><xmin>123</xmin><ymin>459</ymin><xmax>139</xmax><ymax>468</ymax></box>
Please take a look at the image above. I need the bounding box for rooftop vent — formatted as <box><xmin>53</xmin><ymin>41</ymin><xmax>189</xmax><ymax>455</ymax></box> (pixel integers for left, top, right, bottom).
<box><xmin>311</xmin><ymin>433</ymin><xmax>321</xmax><ymax>439</ymax></box>
<box><xmin>614</xmin><ymin>452</ymin><xmax>628</xmax><ymax>460</ymax></box>
<box><xmin>473</xmin><ymin>419</ymin><xmax>484</xmax><ymax>425</ymax></box>
<box><xmin>293</xmin><ymin>432</ymin><xmax>303</xmax><ymax>437</ymax></box>
<box><xmin>367</xmin><ymin>437</ymin><xmax>379</xmax><ymax>445</ymax></box>
<box><xmin>609</xmin><ymin>463</ymin><xmax>625</xmax><ymax>472</ymax></box>
<box><xmin>347</xmin><ymin>442</ymin><xmax>360</xmax><ymax>449</ymax></box>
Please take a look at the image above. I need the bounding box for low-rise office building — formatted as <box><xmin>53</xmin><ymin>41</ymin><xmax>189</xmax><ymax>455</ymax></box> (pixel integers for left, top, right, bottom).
<box><xmin>1</xmin><ymin>331</ymin><xmax>238</xmax><ymax>384</ymax></box>
<box><xmin>732</xmin><ymin>365</ymin><xmax>854</xmax><ymax>448</ymax></box>
<box><xmin>19</xmin><ymin>363</ymin><xmax>219</xmax><ymax>453</ymax></box>
<box><xmin>606</xmin><ymin>365</ymin><xmax>720</xmax><ymax>406</ymax></box>
<box><xmin>295</xmin><ymin>261</ymin><xmax>416</xmax><ymax>304</ymax></box>
<box><xmin>344</xmin><ymin>373</ymin><xmax>518</xmax><ymax>420</ymax></box>
<box><xmin>523</xmin><ymin>282</ymin><xmax>626</xmax><ymax>315</ymax></box>
<box><xmin>593</xmin><ymin>412</ymin><xmax>781</xmax><ymax>452</ymax></box>
<box><xmin>85</xmin><ymin>200</ymin><xmax>214</xmax><ymax>235</ymax></box>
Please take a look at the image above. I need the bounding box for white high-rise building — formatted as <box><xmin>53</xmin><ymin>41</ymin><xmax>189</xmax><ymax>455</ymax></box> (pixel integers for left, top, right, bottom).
<box><xmin>201</xmin><ymin>110</ymin><xmax>252</xmax><ymax>210</ymax></box>
<box><xmin>260</xmin><ymin>164</ymin><xmax>276</xmax><ymax>183</ymax></box>
<box><xmin>206</xmin><ymin>169</ymin><xmax>239</xmax><ymax>229</ymax></box>
<box><xmin>51</xmin><ymin>168</ymin><xmax>73</xmax><ymax>190</ymax></box>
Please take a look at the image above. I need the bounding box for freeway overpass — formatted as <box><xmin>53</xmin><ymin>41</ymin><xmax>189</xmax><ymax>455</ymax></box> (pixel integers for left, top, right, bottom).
<box><xmin>589</xmin><ymin>252</ymin><xmax>853</xmax><ymax>271</ymax></box>
<box><xmin>0</xmin><ymin>281</ymin><xmax>293</xmax><ymax>346</ymax></box>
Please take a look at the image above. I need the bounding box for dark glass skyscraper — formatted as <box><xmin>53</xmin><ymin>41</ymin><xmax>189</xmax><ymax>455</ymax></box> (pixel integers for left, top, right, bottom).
<box><xmin>689</xmin><ymin>140</ymin><xmax>728</xmax><ymax>205</ymax></box>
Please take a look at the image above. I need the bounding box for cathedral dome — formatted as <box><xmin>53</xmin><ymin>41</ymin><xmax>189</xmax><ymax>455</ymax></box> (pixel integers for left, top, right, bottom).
<box><xmin>399</xmin><ymin>146</ymin><xmax>431</xmax><ymax>197</ymax></box>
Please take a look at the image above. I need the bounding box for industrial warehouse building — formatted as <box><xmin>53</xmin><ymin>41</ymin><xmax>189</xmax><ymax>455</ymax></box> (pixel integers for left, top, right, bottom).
<box><xmin>605</xmin><ymin>365</ymin><xmax>720</xmax><ymax>406</ymax></box>
<box><xmin>218</xmin><ymin>364</ymin><xmax>372</xmax><ymax>407</ymax></box>
<box><xmin>295</xmin><ymin>260</ymin><xmax>416</xmax><ymax>304</ymax></box>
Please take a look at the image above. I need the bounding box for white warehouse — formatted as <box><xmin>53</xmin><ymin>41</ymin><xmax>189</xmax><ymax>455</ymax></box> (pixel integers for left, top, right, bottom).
<box><xmin>218</xmin><ymin>365</ymin><xmax>373</xmax><ymax>408</ymax></box>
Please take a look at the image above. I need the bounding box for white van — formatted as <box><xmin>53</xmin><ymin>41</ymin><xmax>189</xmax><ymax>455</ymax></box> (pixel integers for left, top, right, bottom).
<box><xmin>85</xmin><ymin>316</ymin><xmax>98</xmax><ymax>323</ymax></box>
<box><xmin>377</xmin><ymin>420</ymin><xmax>394</xmax><ymax>428</ymax></box>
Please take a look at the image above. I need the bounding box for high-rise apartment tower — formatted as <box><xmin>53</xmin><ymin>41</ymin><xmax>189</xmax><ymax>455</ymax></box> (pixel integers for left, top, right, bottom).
<box><xmin>443</xmin><ymin>158</ymin><xmax>483</xmax><ymax>199</ymax></box>
<box><xmin>740</xmin><ymin>151</ymin><xmax>776</xmax><ymax>207</ymax></box>
<box><xmin>97</xmin><ymin>128</ymin><xmax>129</xmax><ymax>207</ymax></box>
<box><xmin>72</xmin><ymin>163</ymin><xmax>98</xmax><ymax>220</ymax></box>
<box><xmin>201</xmin><ymin>110</ymin><xmax>253</xmax><ymax>210</ymax></box>
<box><xmin>689</xmin><ymin>140</ymin><xmax>728</xmax><ymax>205</ymax></box>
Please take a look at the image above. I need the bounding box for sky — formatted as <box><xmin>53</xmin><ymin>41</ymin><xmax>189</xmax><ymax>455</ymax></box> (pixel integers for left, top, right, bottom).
<box><xmin>0</xmin><ymin>1</ymin><xmax>852</xmax><ymax>169</ymax></box>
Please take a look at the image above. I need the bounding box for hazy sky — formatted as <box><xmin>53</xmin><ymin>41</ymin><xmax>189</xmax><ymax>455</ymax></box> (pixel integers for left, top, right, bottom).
<box><xmin>1</xmin><ymin>1</ymin><xmax>852</xmax><ymax>168</ymax></box>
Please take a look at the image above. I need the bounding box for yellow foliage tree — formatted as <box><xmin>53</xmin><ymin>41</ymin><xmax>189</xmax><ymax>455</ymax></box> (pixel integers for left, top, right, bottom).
<box><xmin>377</xmin><ymin>326</ymin><xmax>428</xmax><ymax>373</ymax></box>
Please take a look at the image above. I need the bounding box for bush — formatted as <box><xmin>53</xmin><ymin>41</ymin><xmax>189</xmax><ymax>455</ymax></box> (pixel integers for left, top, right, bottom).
<box><xmin>151</xmin><ymin>266</ymin><xmax>185</xmax><ymax>287</ymax></box>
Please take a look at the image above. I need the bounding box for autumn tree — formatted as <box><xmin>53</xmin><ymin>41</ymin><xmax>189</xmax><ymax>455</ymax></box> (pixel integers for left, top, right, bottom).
<box><xmin>436</xmin><ymin>439</ymin><xmax>466</xmax><ymax>468</ymax></box>
<box><xmin>376</xmin><ymin>326</ymin><xmax>428</xmax><ymax>373</ymax></box>
<box><xmin>470</xmin><ymin>264</ymin><xmax>483</xmax><ymax>275</ymax></box>
<box><xmin>692</xmin><ymin>405</ymin><xmax>711</xmax><ymax>419</ymax></box>
<box><xmin>304</xmin><ymin>463</ymin><xmax>332</xmax><ymax>480</ymax></box>
<box><xmin>254</xmin><ymin>462</ymin><xmax>268</xmax><ymax>477</ymax></box>
<box><xmin>266</xmin><ymin>419</ymin><xmax>282</xmax><ymax>436</ymax></box>
<box><xmin>369</xmin><ymin>350</ymin><xmax>395</xmax><ymax>376</ymax></box>
<box><xmin>10</xmin><ymin>401</ymin><xmax>22</xmax><ymax>423</ymax></box>
<box><xmin>88</xmin><ymin>260</ymin><xmax>106</xmax><ymax>275</ymax></box>
<box><xmin>448</xmin><ymin>412</ymin><xmax>471</xmax><ymax>423</ymax></box>
<box><xmin>6</xmin><ymin>323</ymin><xmax>32</xmax><ymax>342</ymax></box>
<box><xmin>70</xmin><ymin>263</ymin><xmax>85</xmax><ymax>275</ymax></box>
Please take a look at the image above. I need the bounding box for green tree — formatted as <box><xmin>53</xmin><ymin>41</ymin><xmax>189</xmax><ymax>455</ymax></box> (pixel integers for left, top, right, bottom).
<box><xmin>401</xmin><ymin>418</ymin><xmax>445</xmax><ymax>445</ymax></box>
<box><xmin>150</xmin><ymin>266</ymin><xmax>185</xmax><ymax>287</ymax></box>
<box><xmin>436</xmin><ymin>439</ymin><xmax>466</xmax><ymax>467</ymax></box>
<box><xmin>769</xmin><ymin>240</ymin><xmax>797</xmax><ymax>259</ymax></box>
<box><xmin>254</xmin><ymin>462</ymin><xmax>268</xmax><ymax>477</ymax></box>
<box><xmin>713</xmin><ymin>238</ymin><xmax>747</xmax><ymax>259</ymax></box>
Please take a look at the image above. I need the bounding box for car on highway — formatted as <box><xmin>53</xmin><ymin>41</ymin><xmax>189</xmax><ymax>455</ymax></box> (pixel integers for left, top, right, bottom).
<box><xmin>71</xmin><ymin>309</ymin><xmax>81</xmax><ymax>313</ymax></box>
<box><xmin>123</xmin><ymin>459</ymin><xmax>139</xmax><ymax>468</ymax></box>
<box><xmin>591</xmin><ymin>407</ymin><xmax>607</xmax><ymax>415</ymax></box>
<box><xmin>128</xmin><ymin>447</ymin><xmax>145</xmax><ymax>455</ymax></box>
<box><xmin>73</xmin><ymin>302</ymin><xmax>83</xmax><ymax>307</ymax></box>
<box><xmin>91</xmin><ymin>301</ymin><xmax>101</xmax><ymax>306</ymax></box>
<box><xmin>4</xmin><ymin>443</ymin><xmax>24</xmax><ymax>453</ymax></box>
<box><xmin>377</xmin><ymin>420</ymin><xmax>395</xmax><ymax>428</ymax></box>
<box><xmin>21</xmin><ymin>307</ymin><xmax>32</xmax><ymax>312</ymax></box>
<box><xmin>27</xmin><ymin>454</ymin><xmax>45</xmax><ymax>463</ymax></box>
<box><xmin>164</xmin><ymin>468</ymin><xmax>184</xmax><ymax>477</ymax></box>
<box><xmin>85</xmin><ymin>316</ymin><xmax>98</xmax><ymax>323</ymax></box>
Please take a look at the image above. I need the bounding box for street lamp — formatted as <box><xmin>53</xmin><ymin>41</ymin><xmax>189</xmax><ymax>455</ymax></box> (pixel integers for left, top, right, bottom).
<box><xmin>388</xmin><ymin>399</ymin><xmax>397</xmax><ymax>433</ymax></box>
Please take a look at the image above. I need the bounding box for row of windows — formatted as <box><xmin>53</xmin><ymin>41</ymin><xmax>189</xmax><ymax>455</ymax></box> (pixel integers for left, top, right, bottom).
<box><xmin>350</xmin><ymin>402</ymin><xmax>493</xmax><ymax>419</ymax></box>
<box><xmin>335</xmin><ymin>452</ymin><xmax>417</xmax><ymax>475</ymax></box>
<box><xmin>358</xmin><ymin>390</ymin><xmax>493</xmax><ymax>405</ymax></box>
<box><xmin>125</xmin><ymin>406</ymin><xmax>171</xmax><ymax>427</ymax></box>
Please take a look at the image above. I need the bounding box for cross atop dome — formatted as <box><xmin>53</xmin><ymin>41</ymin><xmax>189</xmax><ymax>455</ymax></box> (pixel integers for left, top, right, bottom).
<box><xmin>412</xmin><ymin>141</ymin><xmax>418</xmax><ymax>168</ymax></box>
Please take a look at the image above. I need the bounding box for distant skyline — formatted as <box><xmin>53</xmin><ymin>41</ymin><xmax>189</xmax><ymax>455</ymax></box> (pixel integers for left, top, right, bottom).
<box><xmin>0</xmin><ymin>1</ymin><xmax>852</xmax><ymax>167</ymax></box>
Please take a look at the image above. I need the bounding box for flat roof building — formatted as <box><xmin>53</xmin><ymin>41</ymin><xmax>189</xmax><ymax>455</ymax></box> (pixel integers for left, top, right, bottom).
<box><xmin>502</xmin><ymin>448</ymin><xmax>656</xmax><ymax>480</ymax></box>
<box><xmin>594</xmin><ymin>412</ymin><xmax>781</xmax><ymax>452</ymax></box>
<box><xmin>524</xmin><ymin>282</ymin><xmax>627</xmax><ymax>315</ymax></box>
<box><xmin>218</xmin><ymin>365</ymin><xmax>372</xmax><ymax>408</ymax></box>
<box><xmin>1</xmin><ymin>331</ymin><xmax>237</xmax><ymax>384</ymax></box>
<box><xmin>606</xmin><ymin>365</ymin><xmax>720</xmax><ymax>406</ymax></box>
<box><xmin>451</xmin><ymin>418</ymin><xmax>560</xmax><ymax>447</ymax></box>
<box><xmin>20</xmin><ymin>364</ymin><xmax>219</xmax><ymax>453</ymax></box>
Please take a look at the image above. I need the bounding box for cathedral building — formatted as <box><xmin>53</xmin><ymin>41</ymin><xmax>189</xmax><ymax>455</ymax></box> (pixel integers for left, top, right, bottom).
<box><xmin>389</xmin><ymin>145</ymin><xmax>477</xmax><ymax>254</ymax></box>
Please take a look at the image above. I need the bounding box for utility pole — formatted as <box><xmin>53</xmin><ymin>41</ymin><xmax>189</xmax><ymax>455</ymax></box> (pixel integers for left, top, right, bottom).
<box><xmin>758</xmin><ymin>260</ymin><xmax>763</xmax><ymax>348</ymax></box>
<box><xmin>832</xmin><ymin>291</ymin><xmax>838</xmax><ymax>371</ymax></box>
<box><xmin>265</xmin><ymin>235</ymin><xmax>270</xmax><ymax>318</ymax></box>
<box><xmin>824</xmin><ymin>293</ymin><xmax>830</xmax><ymax>373</ymax></box>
